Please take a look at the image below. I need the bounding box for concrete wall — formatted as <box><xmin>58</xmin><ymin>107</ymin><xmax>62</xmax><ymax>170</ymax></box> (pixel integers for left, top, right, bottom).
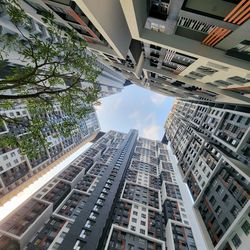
<box><xmin>75</xmin><ymin>0</ymin><xmax>131</xmax><ymax>58</ymax></box>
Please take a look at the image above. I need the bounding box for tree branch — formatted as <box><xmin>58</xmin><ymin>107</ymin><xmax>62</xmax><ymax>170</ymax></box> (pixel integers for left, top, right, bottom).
<box><xmin>0</xmin><ymin>79</ymin><xmax>81</xmax><ymax>99</ymax></box>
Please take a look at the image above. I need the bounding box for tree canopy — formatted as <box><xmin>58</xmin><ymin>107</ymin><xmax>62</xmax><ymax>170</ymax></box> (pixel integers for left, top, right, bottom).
<box><xmin>0</xmin><ymin>0</ymin><xmax>101</xmax><ymax>158</ymax></box>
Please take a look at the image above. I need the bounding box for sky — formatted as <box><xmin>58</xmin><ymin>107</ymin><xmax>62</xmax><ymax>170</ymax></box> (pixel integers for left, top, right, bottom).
<box><xmin>96</xmin><ymin>84</ymin><xmax>175</xmax><ymax>140</ymax></box>
<box><xmin>0</xmin><ymin>85</ymin><xmax>174</xmax><ymax>220</ymax></box>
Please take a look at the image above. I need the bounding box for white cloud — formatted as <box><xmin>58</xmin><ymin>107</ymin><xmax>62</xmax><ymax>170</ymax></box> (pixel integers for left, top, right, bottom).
<box><xmin>95</xmin><ymin>98</ymin><xmax>122</xmax><ymax>116</ymax></box>
<box><xmin>141</xmin><ymin>112</ymin><xmax>161</xmax><ymax>139</ymax></box>
<box><xmin>129</xmin><ymin>110</ymin><xmax>140</xmax><ymax>120</ymax></box>
<box><xmin>129</xmin><ymin>111</ymin><xmax>161</xmax><ymax>139</ymax></box>
<box><xmin>95</xmin><ymin>85</ymin><xmax>167</xmax><ymax>140</ymax></box>
<box><xmin>145</xmin><ymin>113</ymin><xmax>155</xmax><ymax>122</ymax></box>
<box><xmin>150</xmin><ymin>93</ymin><xmax>167</xmax><ymax>105</ymax></box>
<box><xmin>142</xmin><ymin>124</ymin><xmax>161</xmax><ymax>140</ymax></box>
<box><xmin>129</xmin><ymin>111</ymin><xmax>155</xmax><ymax>132</ymax></box>
<box><xmin>112</xmin><ymin>98</ymin><xmax>122</xmax><ymax>112</ymax></box>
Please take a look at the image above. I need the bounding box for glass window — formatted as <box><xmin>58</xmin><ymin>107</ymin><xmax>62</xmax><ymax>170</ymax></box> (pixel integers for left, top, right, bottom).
<box><xmin>132</xmin><ymin>218</ymin><xmax>137</xmax><ymax>223</ymax></box>
<box><xmin>128</xmin><ymin>244</ymin><xmax>134</xmax><ymax>250</ymax></box>
<box><xmin>59</xmin><ymin>232</ymin><xmax>66</xmax><ymax>239</ymax></box>
<box><xmin>138</xmin><ymin>237</ymin><xmax>146</xmax><ymax>245</ymax></box>
<box><xmin>3</xmin><ymin>155</ymin><xmax>8</xmax><ymax>160</ymax></box>
<box><xmin>222</xmin><ymin>194</ymin><xmax>228</xmax><ymax>202</ymax></box>
<box><xmin>232</xmin><ymin>234</ymin><xmax>241</xmax><ymax>248</ymax></box>
<box><xmin>216</xmin><ymin>185</ymin><xmax>222</xmax><ymax>193</ymax></box>
<box><xmin>230</xmin><ymin>206</ymin><xmax>239</xmax><ymax>218</ymax></box>
<box><xmin>241</xmin><ymin>221</ymin><xmax>250</xmax><ymax>236</ymax></box>
<box><xmin>209</xmin><ymin>196</ymin><xmax>216</xmax><ymax>206</ymax></box>
<box><xmin>222</xmin><ymin>218</ymin><xmax>230</xmax><ymax>229</ymax></box>
<box><xmin>52</xmin><ymin>243</ymin><xmax>61</xmax><ymax>250</ymax></box>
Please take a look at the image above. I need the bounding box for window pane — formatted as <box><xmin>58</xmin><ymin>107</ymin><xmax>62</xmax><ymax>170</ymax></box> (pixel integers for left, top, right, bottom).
<box><xmin>242</xmin><ymin>221</ymin><xmax>250</xmax><ymax>236</ymax></box>
<box><xmin>232</xmin><ymin>234</ymin><xmax>241</xmax><ymax>248</ymax></box>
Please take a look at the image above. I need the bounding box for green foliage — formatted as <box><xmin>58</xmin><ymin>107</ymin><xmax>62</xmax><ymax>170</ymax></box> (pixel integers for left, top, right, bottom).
<box><xmin>6</xmin><ymin>0</ymin><xmax>27</xmax><ymax>24</ymax></box>
<box><xmin>0</xmin><ymin>133</ymin><xmax>18</xmax><ymax>148</ymax></box>
<box><xmin>0</xmin><ymin>0</ymin><xmax>101</xmax><ymax>158</ymax></box>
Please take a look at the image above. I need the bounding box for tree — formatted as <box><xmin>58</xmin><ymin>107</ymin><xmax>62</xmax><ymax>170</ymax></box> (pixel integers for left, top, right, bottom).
<box><xmin>0</xmin><ymin>0</ymin><xmax>101</xmax><ymax>158</ymax></box>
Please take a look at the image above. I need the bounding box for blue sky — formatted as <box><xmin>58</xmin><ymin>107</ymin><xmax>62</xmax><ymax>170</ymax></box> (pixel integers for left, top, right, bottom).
<box><xmin>95</xmin><ymin>85</ymin><xmax>175</xmax><ymax>140</ymax></box>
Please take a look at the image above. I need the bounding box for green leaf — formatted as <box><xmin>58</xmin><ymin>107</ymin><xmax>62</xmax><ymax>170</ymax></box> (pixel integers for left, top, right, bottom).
<box><xmin>0</xmin><ymin>0</ymin><xmax>101</xmax><ymax>158</ymax></box>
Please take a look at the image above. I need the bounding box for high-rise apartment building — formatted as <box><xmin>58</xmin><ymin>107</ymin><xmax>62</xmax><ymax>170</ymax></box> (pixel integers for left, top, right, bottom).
<box><xmin>0</xmin><ymin>1</ymin><xmax>127</xmax><ymax>99</ymax></box>
<box><xmin>96</xmin><ymin>61</ymin><xmax>127</xmax><ymax>98</ymax></box>
<box><xmin>0</xmin><ymin>105</ymin><xmax>100</xmax><ymax>199</ymax></box>
<box><xmin>165</xmin><ymin>99</ymin><xmax>250</xmax><ymax>250</ymax></box>
<box><xmin>0</xmin><ymin>130</ymin><xmax>201</xmax><ymax>250</ymax></box>
<box><xmin>0</xmin><ymin>0</ymin><xmax>129</xmax><ymax>199</ymax></box>
<box><xmin>19</xmin><ymin>0</ymin><xmax>250</xmax><ymax>104</ymax></box>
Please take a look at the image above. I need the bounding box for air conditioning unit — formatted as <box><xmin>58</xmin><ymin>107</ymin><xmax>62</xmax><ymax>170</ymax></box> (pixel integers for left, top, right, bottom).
<box><xmin>153</xmin><ymin>0</ymin><xmax>171</xmax><ymax>14</ymax></box>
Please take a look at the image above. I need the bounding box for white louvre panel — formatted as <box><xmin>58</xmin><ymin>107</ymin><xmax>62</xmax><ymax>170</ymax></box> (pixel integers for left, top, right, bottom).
<box><xmin>177</xmin><ymin>17</ymin><xmax>215</xmax><ymax>34</ymax></box>
<box><xmin>176</xmin><ymin>65</ymin><xmax>186</xmax><ymax>72</ymax></box>
<box><xmin>174</xmin><ymin>65</ymin><xmax>187</xmax><ymax>74</ymax></box>
<box><xmin>164</xmin><ymin>49</ymin><xmax>176</xmax><ymax>62</ymax></box>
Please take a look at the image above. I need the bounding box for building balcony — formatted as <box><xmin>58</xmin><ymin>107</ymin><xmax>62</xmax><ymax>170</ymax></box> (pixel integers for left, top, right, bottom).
<box><xmin>107</xmin><ymin>228</ymin><xmax>164</xmax><ymax>250</ymax></box>
<box><xmin>112</xmin><ymin>201</ymin><xmax>131</xmax><ymax>228</ymax></box>
<box><xmin>186</xmin><ymin>172</ymin><xmax>201</xmax><ymax>201</ymax></box>
<box><xmin>125</xmin><ymin>169</ymin><xmax>137</xmax><ymax>183</ymax></box>
<box><xmin>0</xmin><ymin>199</ymin><xmax>50</xmax><ymax>237</ymax></box>
<box><xmin>89</xmin><ymin>163</ymin><xmax>108</xmax><ymax>177</ymax></box>
<box><xmin>165</xmin><ymin>183</ymin><xmax>182</xmax><ymax>200</ymax></box>
<box><xmin>26</xmin><ymin>217</ymin><xmax>66</xmax><ymax>250</ymax></box>
<box><xmin>42</xmin><ymin>181</ymin><xmax>71</xmax><ymax>210</ymax></box>
<box><xmin>161</xmin><ymin>162</ymin><xmax>174</xmax><ymax>172</ymax></box>
<box><xmin>30</xmin><ymin>152</ymin><xmax>49</xmax><ymax>168</ymax></box>
<box><xmin>0</xmin><ymin>235</ymin><xmax>19</xmax><ymax>250</ymax></box>
<box><xmin>56</xmin><ymin>191</ymin><xmax>89</xmax><ymax>220</ymax></box>
<box><xmin>163</xmin><ymin>200</ymin><xmax>182</xmax><ymax>223</ymax></box>
<box><xmin>75</xmin><ymin>175</ymin><xmax>97</xmax><ymax>193</ymax></box>
<box><xmin>58</xmin><ymin>165</ymin><xmax>82</xmax><ymax>182</ymax></box>
<box><xmin>161</xmin><ymin>171</ymin><xmax>173</xmax><ymax>183</ymax></box>
<box><xmin>84</xmin><ymin>148</ymin><xmax>99</xmax><ymax>158</ymax></box>
<box><xmin>0</xmin><ymin>146</ymin><xmax>15</xmax><ymax>155</ymax></box>
<box><xmin>1</xmin><ymin>162</ymin><xmax>30</xmax><ymax>187</ymax></box>
<box><xmin>172</xmin><ymin>223</ymin><xmax>197</xmax><ymax>250</ymax></box>
<box><xmin>75</xmin><ymin>156</ymin><xmax>93</xmax><ymax>171</ymax></box>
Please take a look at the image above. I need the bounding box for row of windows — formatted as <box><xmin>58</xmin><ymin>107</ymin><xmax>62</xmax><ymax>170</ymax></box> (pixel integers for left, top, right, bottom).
<box><xmin>231</xmin><ymin>220</ymin><xmax>249</xmax><ymax>248</ymax></box>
